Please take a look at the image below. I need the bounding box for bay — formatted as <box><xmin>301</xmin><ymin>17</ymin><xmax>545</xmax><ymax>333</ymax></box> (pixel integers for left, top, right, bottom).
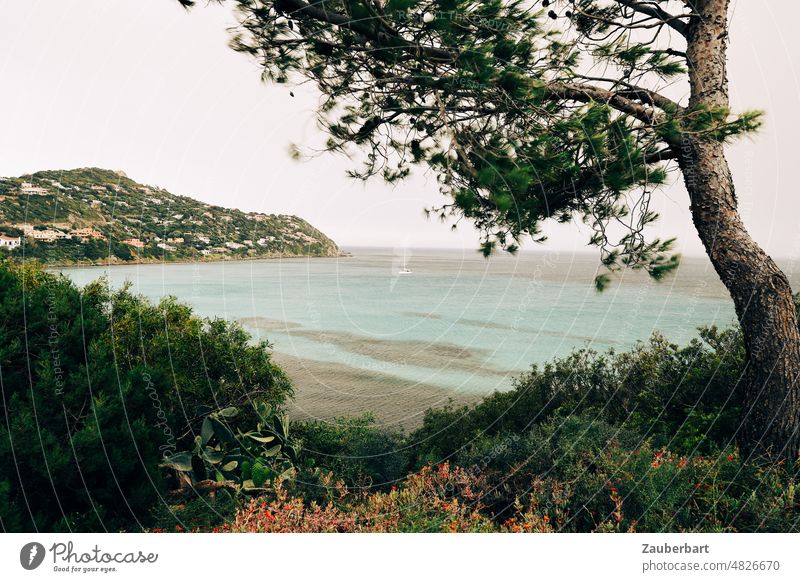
<box><xmin>59</xmin><ymin>247</ymin><xmax>761</xmax><ymax>426</ymax></box>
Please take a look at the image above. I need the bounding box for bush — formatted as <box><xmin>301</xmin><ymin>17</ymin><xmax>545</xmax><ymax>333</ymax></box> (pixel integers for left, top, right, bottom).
<box><xmin>409</xmin><ymin>329</ymin><xmax>745</xmax><ymax>468</ymax></box>
<box><xmin>216</xmin><ymin>434</ymin><xmax>799</xmax><ymax>533</ymax></box>
<box><xmin>0</xmin><ymin>260</ymin><xmax>292</xmax><ymax>531</ymax></box>
<box><xmin>293</xmin><ymin>414</ymin><xmax>408</xmax><ymax>491</ymax></box>
<box><xmin>418</xmin><ymin>416</ymin><xmax>799</xmax><ymax>532</ymax></box>
<box><xmin>225</xmin><ymin>463</ymin><xmax>496</xmax><ymax>533</ymax></box>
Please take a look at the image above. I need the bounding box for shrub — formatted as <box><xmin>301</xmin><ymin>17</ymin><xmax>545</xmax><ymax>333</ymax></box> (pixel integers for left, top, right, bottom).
<box><xmin>225</xmin><ymin>463</ymin><xmax>496</xmax><ymax>533</ymax></box>
<box><xmin>208</xmin><ymin>446</ymin><xmax>799</xmax><ymax>533</ymax></box>
<box><xmin>293</xmin><ymin>414</ymin><xmax>408</xmax><ymax>491</ymax></box>
<box><xmin>161</xmin><ymin>401</ymin><xmax>300</xmax><ymax>496</ymax></box>
<box><xmin>409</xmin><ymin>329</ymin><xmax>745</xmax><ymax>468</ymax></box>
<box><xmin>0</xmin><ymin>260</ymin><xmax>292</xmax><ymax>531</ymax></box>
<box><xmin>448</xmin><ymin>416</ymin><xmax>799</xmax><ymax>532</ymax></box>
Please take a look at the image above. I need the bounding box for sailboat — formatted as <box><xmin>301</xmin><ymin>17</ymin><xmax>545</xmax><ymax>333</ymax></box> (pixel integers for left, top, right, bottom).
<box><xmin>398</xmin><ymin>248</ymin><xmax>412</xmax><ymax>275</ymax></box>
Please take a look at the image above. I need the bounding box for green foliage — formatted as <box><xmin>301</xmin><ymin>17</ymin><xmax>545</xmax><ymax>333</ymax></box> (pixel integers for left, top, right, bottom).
<box><xmin>293</xmin><ymin>414</ymin><xmax>409</xmax><ymax>490</ymax></box>
<box><xmin>214</xmin><ymin>0</ymin><xmax>768</xmax><ymax>282</ymax></box>
<box><xmin>151</xmin><ymin>492</ymin><xmax>237</xmax><ymax>533</ymax></box>
<box><xmin>222</xmin><ymin>428</ymin><xmax>799</xmax><ymax>533</ymax></box>
<box><xmin>409</xmin><ymin>328</ymin><xmax>746</xmax><ymax>468</ymax></box>
<box><xmin>450</xmin><ymin>416</ymin><xmax>798</xmax><ymax>532</ymax></box>
<box><xmin>0</xmin><ymin>260</ymin><xmax>292</xmax><ymax>531</ymax></box>
<box><xmin>161</xmin><ymin>401</ymin><xmax>300</xmax><ymax>495</ymax></box>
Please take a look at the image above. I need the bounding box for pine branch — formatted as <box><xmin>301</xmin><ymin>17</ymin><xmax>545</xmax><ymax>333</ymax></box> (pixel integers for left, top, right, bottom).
<box><xmin>267</xmin><ymin>0</ymin><xmax>673</xmax><ymax>133</ymax></box>
<box><xmin>615</xmin><ymin>0</ymin><xmax>689</xmax><ymax>36</ymax></box>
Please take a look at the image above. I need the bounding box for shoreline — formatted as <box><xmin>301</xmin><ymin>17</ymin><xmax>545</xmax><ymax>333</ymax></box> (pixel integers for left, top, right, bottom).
<box><xmin>38</xmin><ymin>251</ymin><xmax>352</xmax><ymax>270</ymax></box>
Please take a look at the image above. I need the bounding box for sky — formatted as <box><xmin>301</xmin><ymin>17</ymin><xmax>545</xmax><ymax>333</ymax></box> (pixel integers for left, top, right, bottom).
<box><xmin>1</xmin><ymin>0</ymin><xmax>799</xmax><ymax>257</ymax></box>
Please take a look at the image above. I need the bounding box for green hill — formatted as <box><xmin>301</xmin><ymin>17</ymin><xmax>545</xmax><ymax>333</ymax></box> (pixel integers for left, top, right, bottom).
<box><xmin>0</xmin><ymin>168</ymin><xmax>340</xmax><ymax>264</ymax></box>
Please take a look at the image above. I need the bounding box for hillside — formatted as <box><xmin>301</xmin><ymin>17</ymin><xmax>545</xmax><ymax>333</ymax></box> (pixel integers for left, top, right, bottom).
<box><xmin>0</xmin><ymin>168</ymin><xmax>339</xmax><ymax>263</ymax></box>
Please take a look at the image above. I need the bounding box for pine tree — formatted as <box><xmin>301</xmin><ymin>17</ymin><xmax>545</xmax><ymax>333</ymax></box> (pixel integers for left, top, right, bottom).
<box><xmin>181</xmin><ymin>0</ymin><xmax>800</xmax><ymax>461</ymax></box>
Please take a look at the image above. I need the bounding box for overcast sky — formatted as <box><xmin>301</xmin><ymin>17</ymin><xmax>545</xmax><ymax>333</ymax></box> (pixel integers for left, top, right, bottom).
<box><xmin>1</xmin><ymin>0</ymin><xmax>798</xmax><ymax>256</ymax></box>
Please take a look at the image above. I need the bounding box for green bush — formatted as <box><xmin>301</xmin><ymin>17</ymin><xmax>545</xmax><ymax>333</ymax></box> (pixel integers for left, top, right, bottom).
<box><xmin>499</xmin><ymin>416</ymin><xmax>798</xmax><ymax>532</ymax></box>
<box><xmin>161</xmin><ymin>401</ymin><xmax>300</xmax><ymax>495</ymax></box>
<box><xmin>409</xmin><ymin>329</ymin><xmax>745</xmax><ymax>468</ymax></box>
<box><xmin>0</xmin><ymin>260</ymin><xmax>292</xmax><ymax>531</ymax></box>
<box><xmin>294</xmin><ymin>414</ymin><xmax>408</xmax><ymax>491</ymax></box>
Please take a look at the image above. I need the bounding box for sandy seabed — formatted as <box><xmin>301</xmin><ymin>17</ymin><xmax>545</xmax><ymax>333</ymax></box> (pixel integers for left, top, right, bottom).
<box><xmin>273</xmin><ymin>353</ymin><xmax>482</xmax><ymax>431</ymax></box>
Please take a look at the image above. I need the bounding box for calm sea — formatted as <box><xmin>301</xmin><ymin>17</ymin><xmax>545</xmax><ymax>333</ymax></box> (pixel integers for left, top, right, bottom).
<box><xmin>58</xmin><ymin>247</ymin><xmax>760</xmax><ymax>401</ymax></box>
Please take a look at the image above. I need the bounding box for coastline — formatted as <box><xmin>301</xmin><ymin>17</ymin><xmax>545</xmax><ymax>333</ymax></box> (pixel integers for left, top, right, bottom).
<box><xmin>39</xmin><ymin>250</ymin><xmax>351</xmax><ymax>270</ymax></box>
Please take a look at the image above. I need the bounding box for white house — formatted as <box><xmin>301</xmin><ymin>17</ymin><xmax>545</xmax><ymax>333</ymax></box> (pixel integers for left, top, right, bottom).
<box><xmin>29</xmin><ymin>229</ymin><xmax>68</xmax><ymax>242</ymax></box>
<box><xmin>0</xmin><ymin>234</ymin><xmax>21</xmax><ymax>248</ymax></box>
<box><xmin>19</xmin><ymin>182</ymin><xmax>50</xmax><ymax>196</ymax></box>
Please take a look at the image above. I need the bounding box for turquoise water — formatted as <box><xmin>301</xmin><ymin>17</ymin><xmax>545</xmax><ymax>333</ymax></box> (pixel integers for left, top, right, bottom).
<box><xmin>60</xmin><ymin>248</ymin><xmax>740</xmax><ymax>396</ymax></box>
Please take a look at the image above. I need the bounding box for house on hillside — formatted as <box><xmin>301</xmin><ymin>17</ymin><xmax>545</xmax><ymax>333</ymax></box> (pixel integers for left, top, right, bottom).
<box><xmin>28</xmin><ymin>229</ymin><xmax>68</xmax><ymax>242</ymax></box>
<box><xmin>121</xmin><ymin>238</ymin><xmax>145</xmax><ymax>248</ymax></box>
<box><xmin>69</xmin><ymin>227</ymin><xmax>106</xmax><ymax>242</ymax></box>
<box><xmin>19</xmin><ymin>182</ymin><xmax>50</xmax><ymax>196</ymax></box>
<box><xmin>0</xmin><ymin>234</ymin><xmax>21</xmax><ymax>248</ymax></box>
<box><xmin>204</xmin><ymin>247</ymin><xmax>229</xmax><ymax>255</ymax></box>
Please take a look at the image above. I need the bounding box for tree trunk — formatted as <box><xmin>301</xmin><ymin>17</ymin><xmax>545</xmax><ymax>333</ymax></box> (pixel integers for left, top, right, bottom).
<box><xmin>680</xmin><ymin>0</ymin><xmax>800</xmax><ymax>460</ymax></box>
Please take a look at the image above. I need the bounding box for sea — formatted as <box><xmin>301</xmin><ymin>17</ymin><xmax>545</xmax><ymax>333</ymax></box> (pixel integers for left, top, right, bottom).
<box><xmin>58</xmin><ymin>248</ymin><xmax>797</xmax><ymax>425</ymax></box>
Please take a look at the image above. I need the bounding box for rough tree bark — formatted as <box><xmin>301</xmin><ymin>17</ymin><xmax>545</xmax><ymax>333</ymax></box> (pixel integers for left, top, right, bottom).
<box><xmin>679</xmin><ymin>0</ymin><xmax>800</xmax><ymax>460</ymax></box>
